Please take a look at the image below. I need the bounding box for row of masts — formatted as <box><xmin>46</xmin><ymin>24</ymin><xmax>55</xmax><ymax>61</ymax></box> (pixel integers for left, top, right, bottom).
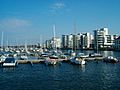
<box><xmin>0</xmin><ymin>24</ymin><xmax>77</xmax><ymax>51</ymax></box>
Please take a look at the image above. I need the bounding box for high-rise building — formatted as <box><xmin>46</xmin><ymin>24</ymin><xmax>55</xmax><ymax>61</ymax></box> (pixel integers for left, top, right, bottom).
<box><xmin>51</xmin><ymin>37</ymin><xmax>61</xmax><ymax>49</ymax></box>
<box><xmin>76</xmin><ymin>33</ymin><xmax>82</xmax><ymax>49</ymax></box>
<box><xmin>45</xmin><ymin>40</ymin><xmax>51</xmax><ymax>49</ymax></box>
<box><xmin>62</xmin><ymin>35</ymin><xmax>67</xmax><ymax>48</ymax></box>
<box><xmin>62</xmin><ymin>33</ymin><xmax>92</xmax><ymax>49</ymax></box>
<box><xmin>67</xmin><ymin>34</ymin><xmax>73</xmax><ymax>49</ymax></box>
<box><xmin>80</xmin><ymin>33</ymin><xmax>92</xmax><ymax>49</ymax></box>
<box><xmin>45</xmin><ymin>37</ymin><xmax>61</xmax><ymax>49</ymax></box>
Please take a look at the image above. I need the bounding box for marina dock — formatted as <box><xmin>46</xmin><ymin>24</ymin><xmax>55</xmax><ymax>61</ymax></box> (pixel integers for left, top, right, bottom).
<box><xmin>0</xmin><ymin>57</ymin><xmax>104</xmax><ymax>65</ymax></box>
<box><xmin>16</xmin><ymin>59</ymin><xmax>45</xmax><ymax>64</ymax></box>
<box><xmin>85</xmin><ymin>57</ymin><xmax>104</xmax><ymax>61</ymax></box>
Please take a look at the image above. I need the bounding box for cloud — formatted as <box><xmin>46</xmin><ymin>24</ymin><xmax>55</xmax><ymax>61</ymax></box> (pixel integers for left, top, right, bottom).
<box><xmin>0</xmin><ymin>18</ymin><xmax>31</xmax><ymax>29</ymax></box>
<box><xmin>49</xmin><ymin>2</ymin><xmax>67</xmax><ymax>14</ymax></box>
<box><xmin>52</xmin><ymin>2</ymin><xmax>65</xmax><ymax>10</ymax></box>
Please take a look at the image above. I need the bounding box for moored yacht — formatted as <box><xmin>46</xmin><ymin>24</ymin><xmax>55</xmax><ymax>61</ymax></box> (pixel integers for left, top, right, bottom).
<box><xmin>19</xmin><ymin>53</ymin><xmax>28</xmax><ymax>60</ymax></box>
<box><xmin>44</xmin><ymin>54</ymin><xmax>60</xmax><ymax>65</ymax></box>
<box><xmin>77</xmin><ymin>53</ymin><xmax>89</xmax><ymax>58</ymax></box>
<box><xmin>103</xmin><ymin>56</ymin><xmax>119</xmax><ymax>63</ymax></box>
<box><xmin>45</xmin><ymin>58</ymin><xmax>57</xmax><ymax>65</ymax></box>
<box><xmin>70</xmin><ymin>57</ymin><xmax>86</xmax><ymax>65</ymax></box>
<box><xmin>2</xmin><ymin>57</ymin><xmax>17</xmax><ymax>67</ymax></box>
<box><xmin>89</xmin><ymin>53</ymin><xmax>103</xmax><ymax>57</ymax></box>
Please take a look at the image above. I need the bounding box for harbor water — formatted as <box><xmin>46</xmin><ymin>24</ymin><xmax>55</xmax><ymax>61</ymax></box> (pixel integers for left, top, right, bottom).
<box><xmin>0</xmin><ymin>51</ymin><xmax>120</xmax><ymax>90</ymax></box>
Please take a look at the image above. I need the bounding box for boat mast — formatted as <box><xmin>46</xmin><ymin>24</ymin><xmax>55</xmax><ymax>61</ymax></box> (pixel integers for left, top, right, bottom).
<box><xmin>6</xmin><ymin>40</ymin><xmax>9</xmax><ymax>50</ymax></box>
<box><xmin>25</xmin><ymin>40</ymin><xmax>28</xmax><ymax>53</ymax></box>
<box><xmin>53</xmin><ymin>25</ymin><xmax>56</xmax><ymax>50</ymax></box>
<box><xmin>96</xmin><ymin>30</ymin><xmax>98</xmax><ymax>53</ymax></box>
<box><xmin>39</xmin><ymin>35</ymin><xmax>42</xmax><ymax>48</ymax></box>
<box><xmin>97</xmin><ymin>38</ymin><xmax>98</xmax><ymax>53</ymax></box>
<box><xmin>1</xmin><ymin>31</ymin><xmax>4</xmax><ymax>51</ymax></box>
<box><xmin>73</xmin><ymin>22</ymin><xmax>77</xmax><ymax>52</ymax></box>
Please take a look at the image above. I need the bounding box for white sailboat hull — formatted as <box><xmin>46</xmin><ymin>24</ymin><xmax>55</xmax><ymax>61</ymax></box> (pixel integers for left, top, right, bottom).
<box><xmin>2</xmin><ymin>57</ymin><xmax>17</xmax><ymax>67</ymax></box>
<box><xmin>45</xmin><ymin>58</ymin><xmax>57</xmax><ymax>65</ymax></box>
<box><xmin>70</xmin><ymin>57</ymin><xmax>86</xmax><ymax>65</ymax></box>
<box><xmin>3</xmin><ymin>63</ymin><xmax>16</xmax><ymax>67</ymax></box>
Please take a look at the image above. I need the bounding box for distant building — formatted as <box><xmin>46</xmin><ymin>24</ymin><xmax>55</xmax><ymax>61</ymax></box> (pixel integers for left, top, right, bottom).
<box><xmin>62</xmin><ymin>35</ymin><xmax>67</xmax><ymax>48</ymax></box>
<box><xmin>80</xmin><ymin>33</ymin><xmax>92</xmax><ymax>49</ymax></box>
<box><xmin>62</xmin><ymin>33</ymin><xmax>93</xmax><ymax>50</ymax></box>
<box><xmin>45</xmin><ymin>37</ymin><xmax>61</xmax><ymax>49</ymax></box>
<box><xmin>55</xmin><ymin>37</ymin><xmax>61</xmax><ymax>48</ymax></box>
<box><xmin>94</xmin><ymin>28</ymin><xmax>114</xmax><ymax>50</ymax></box>
<box><xmin>67</xmin><ymin>34</ymin><xmax>73</xmax><ymax>49</ymax></box>
<box><xmin>72</xmin><ymin>34</ymin><xmax>77</xmax><ymax>50</ymax></box>
<box><xmin>113</xmin><ymin>36</ymin><xmax>120</xmax><ymax>50</ymax></box>
<box><xmin>62</xmin><ymin>34</ymin><xmax>80</xmax><ymax>50</ymax></box>
<box><xmin>51</xmin><ymin>37</ymin><xmax>61</xmax><ymax>49</ymax></box>
<box><xmin>62</xmin><ymin>34</ymin><xmax>73</xmax><ymax>49</ymax></box>
<box><xmin>76</xmin><ymin>33</ymin><xmax>82</xmax><ymax>49</ymax></box>
<box><xmin>45</xmin><ymin>40</ymin><xmax>51</xmax><ymax>49</ymax></box>
<box><xmin>90</xmin><ymin>34</ymin><xmax>94</xmax><ymax>49</ymax></box>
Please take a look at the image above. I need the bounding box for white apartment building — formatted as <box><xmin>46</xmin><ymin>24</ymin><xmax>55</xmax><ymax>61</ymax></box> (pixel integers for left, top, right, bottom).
<box><xmin>62</xmin><ymin>33</ymin><xmax>92</xmax><ymax>49</ymax></box>
<box><xmin>94</xmin><ymin>28</ymin><xmax>114</xmax><ymax>49</ymax></box>
<box><xmin>45</xmin><ymin>37</ymin><xmax>61</xmax><ymax>49</ymax></box>
<box><xmin>52</xmin><ymin>37</ymin><xmax>61</xmax><ymax>48</ymax></box>
<box><xmin>67</xmin><ymin>34</ymin><xmax>73</xmax><ymax>48</ymax></box>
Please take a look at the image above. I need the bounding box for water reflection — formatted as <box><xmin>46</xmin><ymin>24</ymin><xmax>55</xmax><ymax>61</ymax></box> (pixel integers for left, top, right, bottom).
<box><xmin>103</xmin><ymin>51</ymin><xmax>113</xmax><ymax>57</ymax></box>
<box><xmin>81</xmin><ymin>64</ymin><xmax>85</xmax><ymax>72</ymax></box>
<box><xmin>2</xmin><ymin>67</ymin><xmax>16</xmax><ymax>72</ymax></box>
<box><xmin>72</xmin><ymin>64</ymin><xmax>86</xmax><ymax>72</ymax></box>
<box><xmin>0</xmin><ymin>50</ymin><xmax>120</xmax><ymax>90</ymax></box>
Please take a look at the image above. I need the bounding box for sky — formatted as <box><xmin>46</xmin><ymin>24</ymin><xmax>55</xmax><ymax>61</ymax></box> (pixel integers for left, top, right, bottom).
<box><xmin>0</xmin><ymin>0</ymin><xmax>120</xmax><ymax>45</ymax></box>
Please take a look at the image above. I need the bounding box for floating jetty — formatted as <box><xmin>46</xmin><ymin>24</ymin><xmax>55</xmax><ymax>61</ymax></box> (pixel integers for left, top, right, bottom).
<box><xmin>14</xmin><ymin>58</ymin><xmax>67</xmax><ymax>64</ymax></box>
<box><xmin>85</xmin><ymin>57</ymin><xmax>104</xmax><ymax>61</ymax></box>
<box><xmin>0</xmin><ymin>57</ymin><xmax>104</xmax><ymax>66</ymax></box>
<box><xmin>16</xmin><ymin>59</ymin><xmax>44</xmax><ymax>64</ymax></box>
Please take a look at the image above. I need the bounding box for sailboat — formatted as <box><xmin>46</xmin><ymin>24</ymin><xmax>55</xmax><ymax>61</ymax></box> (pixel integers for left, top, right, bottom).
<box><xmin>70</xmin><ymin>57</ymin><xmax>86</xmax><ymax>65</ymax></box>
<box><xmin>44</xmin><ymin>25</ymin><xmax>60</xmax><ymax>65</ymax></box>
<box><xmin>2</xmin><ymin>57</ymin><xmax>17</xmax><ymax>67</ymax></box>
<box><xmin>89</xmin><ymin>37</ymin><xmax>103</xmax><ymax>58</ymax></box>
<box><xmin>44</xmin><ymin>56</ymin><xmax>58</xmax><ymax>65</ymax></box>
<box><xmin>19</xmin><ymin>41</ymin><xmax>28</xmax><ymax>60</ymax></box>
<box><xmin>69</xmin><ymin>23</ymin><xmax>86</xmax><ymax>65</ymax></box>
